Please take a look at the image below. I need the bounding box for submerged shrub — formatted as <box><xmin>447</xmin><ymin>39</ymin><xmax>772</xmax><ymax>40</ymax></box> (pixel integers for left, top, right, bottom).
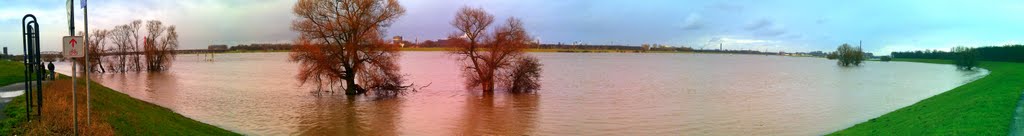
<box><xmin>952</xmin><ymin>46</ymin><xmax>979</xmax><ymax>70</ymax></box>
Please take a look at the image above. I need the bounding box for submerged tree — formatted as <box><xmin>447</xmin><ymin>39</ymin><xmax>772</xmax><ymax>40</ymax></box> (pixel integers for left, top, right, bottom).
<box><xmin>290</xmin><ymin>0</ymin><xmax>411</xmax><ymax>97</ymax></box>
<box><xmin>86</xmin><ymin>29</ymin><xmax>109</xmax><ymax>73</ymax></box>
<box><xmin>143</xmin><ymin>20</ymin><xmax>179</xmax><ymax>71</ymax></box>
<box><xmin>94</xmin><ymin>19</ymin><xmax>177</xmax><ymax>73</ymax></box>
<box><xmin>835</xmin><ymin>43</ymin><xmax>864</xmax><ymax>66</ymax></box>
<box><xmin>503</xmin><ymin>56</ymin><xmax>542</xmax><ymax>93</ymax></box>
<box><xmin>450</xmin><ymin>7</ymin><xmax>543</xmax><ymax>95</ymax></box>
<box><xmin>952</xmin><ymin>46</ymin><xmax>979</xmax><ymax>70</ymax></box>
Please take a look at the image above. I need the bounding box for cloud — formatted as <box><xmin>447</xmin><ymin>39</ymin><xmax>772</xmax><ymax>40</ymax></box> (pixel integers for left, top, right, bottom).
<box><xmin>815</xmin><ymin>18</ymin><xmax>828</xmax><ymax>24</ymax></box>
<box><xmin>707</xmin><ymin>2</ymin><xmax>744</xmax><ymax>12</ymax></box>
<box><xmin>707</xmin><ymin>37</ymin><xmax>772</xmax><ymax>44</ymax></box>
<box><xmin>742</xmin><ymin>18</ymin><xmax>788</xmax><ymax>37</ymax></box>
<box><xmin>708</xmin><ymin>37</ymin><xmax>723</xmax><ymax>43</ymax></box>
<box><xmin>680</xmin><ymin>13</ymin><xmax>703</xmax><ymax>30</ymax></box>
<box><xmin>754</xmin><ymin>29</ymin><xmax>787</xmax><ymax>37</ymax></box>
<box><xmin>744</xmin><ymin>19</ymin><xmax>773</xmax><ymax>30</ymax></box>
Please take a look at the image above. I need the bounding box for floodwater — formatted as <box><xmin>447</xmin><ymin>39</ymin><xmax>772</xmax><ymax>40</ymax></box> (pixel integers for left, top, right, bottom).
<box><xmin>56</xmin><ymin>52</ymin><xmax>987</xmax><ymax>135</ymax></box>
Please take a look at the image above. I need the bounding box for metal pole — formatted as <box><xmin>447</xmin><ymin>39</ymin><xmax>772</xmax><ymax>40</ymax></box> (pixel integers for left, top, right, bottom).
<box><xmin>34</xmin><ymin>22</ymin><xmax>42</xmax><ymax>117</ymax></box>
<box><xmin>68</xmin><ymin>0</ymin><xmax>75</xmax><ymax>36</ymax></box>
<box><xmin>84</xmin><ymin>0</ymin><xmax>91</xmax><ymax>125</ymax></box>
<box><xmin>21</xmin><ymin>19</ymin><xmax>30</xmax><ymax>120</ymax></box>
<box><xmin>72</xmin><ymin>58</ymin><xmax>77</xmax><ymax>135</ymax></box>
<box><xmin>68</xmin><ymin>0</ymin><xmax>78</xmax><ymax>135</ymax></box>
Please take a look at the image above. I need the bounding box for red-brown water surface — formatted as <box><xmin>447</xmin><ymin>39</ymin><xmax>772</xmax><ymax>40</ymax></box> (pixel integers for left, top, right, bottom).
<box><xmin>57</xmin><ymin>52</ymin><xmax>986</xmax><ymax>135</ymax></box>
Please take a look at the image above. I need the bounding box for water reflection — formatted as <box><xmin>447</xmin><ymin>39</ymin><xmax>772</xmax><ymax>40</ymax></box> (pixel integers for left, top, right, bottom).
<box><xmin>456</xmin><ymin>93</ymin><xmax>538</xmax><ymax>135</ymax></box>
<box><xmin>94</xmin><ymin>72</ymin><xmax>182</xmax><ymax>109</ymax></box>
<box><xmin>294</xmin><ymin>95</ymin><xmax>402</xmax><ymax>135</ymax></box>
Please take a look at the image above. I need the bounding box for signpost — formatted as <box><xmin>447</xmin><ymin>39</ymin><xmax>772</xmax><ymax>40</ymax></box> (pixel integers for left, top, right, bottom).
<box><xmin>64</xmin><ymin>0</ymin><xmax>84</xmax><ymax>134</ymax></box>
<box><xmin>62</xmin><ymin>35</ymin><xmax>81</xmax><ymax>135</ymax></box>
<box><xmin>62</xmin><ymin>36</ymin><xmax>84</xmax><ymax>58</ymax></box>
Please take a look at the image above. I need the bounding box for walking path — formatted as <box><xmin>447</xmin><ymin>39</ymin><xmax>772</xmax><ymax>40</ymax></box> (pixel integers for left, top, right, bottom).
<box><xmin>0</xmin><ymin>82</ymin><xmax>49</xmax><ymax>119</ymax></box>
<box><xmin>1010</xmin><ymin>90</ymin><xmax>1024</xmax><ymax>136</ymax></box>
<box><xmin>0</xmin><ymin>82</ymin><xmax>28</xmax><ymax>119</ymax></box>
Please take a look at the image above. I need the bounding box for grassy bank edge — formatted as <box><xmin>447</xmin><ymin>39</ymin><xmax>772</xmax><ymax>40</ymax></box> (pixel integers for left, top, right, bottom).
<box><xmin>829</xmin><ymin>58</ymin><xmax>1024</xmax><ymax>135</ymax></box>
<box><xmin>0</xmin><ymin>70</ymin><xmax>239</xmax><ymax>135</ymax></box>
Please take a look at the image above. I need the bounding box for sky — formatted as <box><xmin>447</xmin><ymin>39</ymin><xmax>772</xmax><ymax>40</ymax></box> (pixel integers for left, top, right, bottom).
<box><xmin>2</xmin><ymin>0</ymin><xmax>1024</xmax><ymax>55</ymax></box>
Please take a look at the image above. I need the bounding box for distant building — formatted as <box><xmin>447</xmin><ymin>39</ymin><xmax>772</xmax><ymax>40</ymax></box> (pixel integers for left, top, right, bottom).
<box><xmin>208</xmin><ymin>45</ymin><xmax>228</xmax><ymax>51</ymax></box>
<box><xmin>392</xmin><ymin>36</ymin><xmax>405</xmax><ymax>48</ymax></box>
<box><xmin>864</xmin><ymin>53</ymin><xmax>875</xmax><ymax>59</ymax></box>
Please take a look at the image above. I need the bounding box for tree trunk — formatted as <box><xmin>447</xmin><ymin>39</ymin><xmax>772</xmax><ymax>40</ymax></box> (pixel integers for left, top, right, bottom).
<box><xmin>343</xmin><ymin>69</ymin><xmax>365</xmax><ymax>95</ymax></box>
<box><xmin>482</xmin><ymin>71</ymin><xmax>495</xmax><ymax>96</ymax></box>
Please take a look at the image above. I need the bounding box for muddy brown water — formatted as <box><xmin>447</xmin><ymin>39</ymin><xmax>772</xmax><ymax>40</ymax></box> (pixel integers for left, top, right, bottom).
<box><xmin>56</xmin><ymin>52</ymin><xmax>986</xmax><ymax>135</ymax></box>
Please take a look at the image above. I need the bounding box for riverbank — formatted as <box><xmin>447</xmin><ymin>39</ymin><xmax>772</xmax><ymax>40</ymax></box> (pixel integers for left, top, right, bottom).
<box><xmin>0</xmin><ymin>60</ymin><xmax>25</xmax><ymax>87</ymax></box>
<box><xmin>829</xmin><ymin>59</ymin><xmax>1024</xmax><ymax>135</ymax></box>
<box><xmin>0</xmin><ymin>61</ymin><xmax>238</xmax><ymax>135</ymax></box>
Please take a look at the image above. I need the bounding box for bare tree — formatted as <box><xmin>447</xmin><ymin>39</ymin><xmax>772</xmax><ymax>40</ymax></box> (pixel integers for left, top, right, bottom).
<box><xmin>89</xmin><ymin>29</ymin><xmax>109</xmax><ymax>73</ymax></box>
<box><xmin>290</xmin><ymin>0</ymin><xmax>410</xmax><ymax>97</ymax></box>
<box><xmin>159</xmin><ymin>26</ymin><xmax>179</xmax><ymax>70</ymax></box>
<box><xmin>129</xmin><ymin>20</ymin><xmax>143</xmax><ymax>71</ymax></box>
<box><xmin>110</xmin><ymin>25</ymin><xmax>132</xmax><ymax>72</ymax></box>
<box><xmin>142</xmin><ymin>20</ymin><xmax>177</xmax><ymax>71</ymax></box>
<box><xmin>450</xmin><ymin>7</ymin><xmax>542</xmax><ymax>95</ymax></box>
<box><xmin>100</xmin><ymin>20</ymin><xmax>177</xmax><ymax>73</ymax></box>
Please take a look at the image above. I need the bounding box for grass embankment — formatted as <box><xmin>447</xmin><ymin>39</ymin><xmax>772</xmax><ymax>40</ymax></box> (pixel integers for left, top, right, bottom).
<box><xmin>0</xmin><ymin>60</ymin><xmax>25</xmax><ymax>86</ymax></box>
<box><xmin>830</xmin><ymin>59</ymin><xmax>1024</xmax><ymax>135</ymax></box>
<box><xmin>0</xmin><ymin>62</ymin><xmax>238</xmax><ymax>135</ymax></box>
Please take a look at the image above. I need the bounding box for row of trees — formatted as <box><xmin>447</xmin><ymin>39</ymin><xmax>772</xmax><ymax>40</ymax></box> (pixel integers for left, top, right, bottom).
<box><xmin>890</xmin><ymin>46</ymin><xmax>988</xmax><ymax>70</ymax></box>
<box><xmin>85</xmin><ymin>20</ymin><xmax>179</xmax><ymax>73</ymax></box>
<box><xmin>892</xmin><ymin>44</ymin><xmax>1024</xmax><ymax>62</ymax></box>
<box><xmin>289</xmin><ymin>0</ymin><xmax>543</xmax><ymax>97</ymax></box>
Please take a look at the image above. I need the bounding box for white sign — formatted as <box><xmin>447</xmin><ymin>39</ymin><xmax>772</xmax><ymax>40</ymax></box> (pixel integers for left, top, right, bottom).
<box><xmin>63</xmin><ymin>36</ymin><xmax>85</xmax><ymax>58</ymax></box>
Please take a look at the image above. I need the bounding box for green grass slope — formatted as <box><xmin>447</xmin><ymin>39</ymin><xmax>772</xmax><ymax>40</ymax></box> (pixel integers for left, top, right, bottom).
<box><xmin>830</xmin><ymin>59</ymin><xmax>1024</xmax><ymax>135</ymax></box>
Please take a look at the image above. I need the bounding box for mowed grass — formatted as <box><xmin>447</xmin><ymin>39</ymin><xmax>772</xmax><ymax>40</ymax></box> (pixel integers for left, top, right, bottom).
<box><xmin>86</xmin><ymin>79</ymin><xmax>240</xmax><ymax>135</ymax></box>
<box><xmin>0</xmin><ymin>60</ymin><xmax>25</xmax><ymax>86</ymax></box>
<box><xmin>0</xmin><ymin>61</ymin><xmax>239</xmax><ymax>135</ymax></box>
<box><xmin>829</xmin><ymin>58</ymin><xmax>1024</xmax><ymax>135</ymax></box>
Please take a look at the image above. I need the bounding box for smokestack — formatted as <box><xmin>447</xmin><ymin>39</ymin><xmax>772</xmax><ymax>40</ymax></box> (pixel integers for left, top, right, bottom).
<box><xmin>720</xmin><ymin>43</ymin><xmax>723</xmax><ymax>51</ymax></box>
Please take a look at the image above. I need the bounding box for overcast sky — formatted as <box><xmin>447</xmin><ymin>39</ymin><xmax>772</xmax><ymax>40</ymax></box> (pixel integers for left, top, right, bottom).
<box><xmin>2</xmin><ymin>0</ymin><xmax>1024</xmax><ymax>55</ymax></box>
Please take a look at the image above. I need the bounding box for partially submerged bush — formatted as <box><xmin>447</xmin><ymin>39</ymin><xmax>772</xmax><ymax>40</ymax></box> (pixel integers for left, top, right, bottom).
<box><xmin>952</xmin><ymin>46</ymin><xmax>979</xmax><ymax>70</ymax></box>
<box><xmin>836</xmin><ymin>43</ymin><xmax>864</xmax><ymax>66</ymax></box>
<box><xmin>503</xmin><ymin>56</ymin><xmax>542</xmax><ymax>93</ymax></box>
